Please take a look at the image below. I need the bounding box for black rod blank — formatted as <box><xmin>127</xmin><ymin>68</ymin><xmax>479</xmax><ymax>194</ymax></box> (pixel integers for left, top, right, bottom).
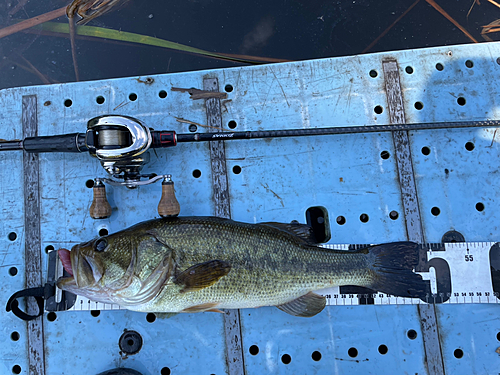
<box><xmin>175</xmin><ymin>119</ymin><xmax>500</xmax><ymax>143</ymax></box>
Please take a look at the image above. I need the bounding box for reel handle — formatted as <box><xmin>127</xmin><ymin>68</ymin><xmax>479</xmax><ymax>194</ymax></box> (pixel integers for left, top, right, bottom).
<box><xmin>158</xmin><ymin>176</ymin><xmax>180</xmax><ymax>217</ymax></box>
<box><xmin>89</xmin><ymin>179</ymin><xmax>112</xmax><ymax>219</ymax></box>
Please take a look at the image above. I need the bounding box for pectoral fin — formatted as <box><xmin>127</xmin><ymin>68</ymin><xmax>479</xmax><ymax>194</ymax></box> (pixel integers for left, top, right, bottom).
<box><xmin>276</xmin><ymin>292</ymin><xmax>326</xmax><ymax>317</ymax></box>
<box><xmin>175</xmin><ymin>260</ymin><xmax>231</xmax><ymax>293</ymax></box>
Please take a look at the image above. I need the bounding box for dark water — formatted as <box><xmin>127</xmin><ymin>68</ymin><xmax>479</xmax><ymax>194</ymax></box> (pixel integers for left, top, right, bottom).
<box><xmin>0</xmin><ymin>0</ymin><xmax>496</xmax><ymax>90</ymax></box>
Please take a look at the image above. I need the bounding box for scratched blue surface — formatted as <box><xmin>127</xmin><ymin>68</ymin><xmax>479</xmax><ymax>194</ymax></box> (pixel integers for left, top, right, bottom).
<box><xmin>1</xmin><ymin>42</ymin><xmax>500</xmax><ymax>374</ymax></box>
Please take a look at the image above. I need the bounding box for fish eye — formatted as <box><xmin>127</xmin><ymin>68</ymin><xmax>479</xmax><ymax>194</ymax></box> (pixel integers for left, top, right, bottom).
<box><xmin>94</xmin><ymin>238</ymin><xmax>108</xmax><ymax>252</ymax></box>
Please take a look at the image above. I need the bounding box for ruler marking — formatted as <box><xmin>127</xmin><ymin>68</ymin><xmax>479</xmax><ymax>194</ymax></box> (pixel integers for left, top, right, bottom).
<box><xmin>204</xmin><ymin>77</ymin><xmax>245</xmax><ymax>375</ymax></box>
<box><xmin>383</xmin><ymin>60</ymin><xmax>445</xmax><ymax>375</ymax></box>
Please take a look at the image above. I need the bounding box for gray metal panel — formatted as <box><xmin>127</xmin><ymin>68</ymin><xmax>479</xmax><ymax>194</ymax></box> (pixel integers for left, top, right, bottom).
<box><xmin>22</xmin><ymin>95</ymin><xmax>45</xmax><ymax>375</ymax></box>
<box><xmin>204</xmin><ymin>77</ymin><xmax>245</xmax><ymax>375</ymax></box>
<box><xmin>383</xmin><ymin>60</ymin><xmax>445</xmax><ymax>375</ymax></box>
<box><xmin>383</xmin><ymin>60</ymin><xmax>424</xmax><ymax>244</ymax></box>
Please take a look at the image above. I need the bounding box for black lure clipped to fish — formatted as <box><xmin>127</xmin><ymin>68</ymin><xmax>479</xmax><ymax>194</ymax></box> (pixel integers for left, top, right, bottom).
<box><xmin>57</xmin><ymin>217</ymin><xmax>427</xmax><ymax>317</ymax></box>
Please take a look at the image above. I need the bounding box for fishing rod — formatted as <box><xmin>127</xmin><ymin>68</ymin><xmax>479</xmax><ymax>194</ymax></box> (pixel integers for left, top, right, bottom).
<box><xmin>2</xmin><ymin>116</ymin><xmax>499</xmax><ymax>153</ymax></box>
<box><xmin>2</xmin><ymin>115</ymin><xmax>498</xmax><ymax>218</ymax></box>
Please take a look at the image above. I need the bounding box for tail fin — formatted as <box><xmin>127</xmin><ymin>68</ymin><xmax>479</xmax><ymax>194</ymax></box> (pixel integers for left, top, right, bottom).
<box><xmin>366</xmin><ymin>242</ymin><xmax>427</xmax><ymax>299</ymax></box>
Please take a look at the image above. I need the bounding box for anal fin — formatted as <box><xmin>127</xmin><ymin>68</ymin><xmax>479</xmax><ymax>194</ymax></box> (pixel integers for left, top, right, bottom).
<box><xmin>276</xmin><ymin>292</ymin><xmax>326</xmax><ymax>317</ymax></box>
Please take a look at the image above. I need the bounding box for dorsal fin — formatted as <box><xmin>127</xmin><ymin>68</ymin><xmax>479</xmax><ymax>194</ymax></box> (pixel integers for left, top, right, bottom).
<box><xmin>259</xmin><ymin>222</ymin><xmax>317</xmax><ymax>244</ymax></box>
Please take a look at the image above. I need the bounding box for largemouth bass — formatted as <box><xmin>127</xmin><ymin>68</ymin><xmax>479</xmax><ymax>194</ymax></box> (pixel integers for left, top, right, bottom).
<box><xmin>57</xmin><ymin>217</ymin><xmax>426</xmax><ymax>317</ymax></box>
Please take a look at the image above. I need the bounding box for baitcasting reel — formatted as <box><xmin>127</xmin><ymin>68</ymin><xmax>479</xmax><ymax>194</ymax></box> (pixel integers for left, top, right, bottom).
<box><xmin>85</xmin><ymin>115</ymin><xmax>179</xmax><ymax>219</ymax></box>
<box><xmin>87</xmin><ymin>115</ymin><xmax>163</xmax><ymax>187</ymax></box>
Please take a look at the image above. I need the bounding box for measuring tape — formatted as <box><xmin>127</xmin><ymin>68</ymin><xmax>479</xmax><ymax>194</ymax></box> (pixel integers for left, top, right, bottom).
<box><xmin>45</xmin><ymin>242</ymin><xmax>500</xmax><ymax>312</ymax></box>
<box><xmin>319</xmin><ymin>242</ymin><xmax>500</xmax><ymax>306</ymax></box>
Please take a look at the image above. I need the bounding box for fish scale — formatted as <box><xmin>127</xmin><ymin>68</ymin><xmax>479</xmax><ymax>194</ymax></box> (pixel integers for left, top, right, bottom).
<box><xmin>144</xmin><ymin>218</ymin><xmax>366</xmax><ymax>310</ymax></box>
<box><xmin>57</xmin><ymin>217</ymin><xmax>426</xmax><ymax>317</ymax></box>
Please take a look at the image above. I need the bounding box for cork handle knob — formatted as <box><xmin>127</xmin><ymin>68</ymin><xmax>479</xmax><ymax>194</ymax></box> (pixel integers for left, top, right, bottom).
<box><xmin>90</xmin><ymin>180</ymin><xmax>112</xmax><ymax>219</ymax></box>
<box><xmin>158</xmin><ymin>177</ymin><xmax>180</xmax><ymax>217</ymax></box>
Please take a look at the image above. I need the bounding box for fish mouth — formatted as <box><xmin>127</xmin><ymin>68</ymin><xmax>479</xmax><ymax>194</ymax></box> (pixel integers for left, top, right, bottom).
<box><xmin>57</xmin><ymin>245</ymin><xmax>104</xmax><ymax>292</ymax></box>
<box><xmin>59</xmin><ymin>248</ymin><xmax>73</xmax><ymax>276</ymax></box>
<box><xmin>56</xmin><ymin>247</ymin><xmax>78</xmax><ymax>291</ymax></box>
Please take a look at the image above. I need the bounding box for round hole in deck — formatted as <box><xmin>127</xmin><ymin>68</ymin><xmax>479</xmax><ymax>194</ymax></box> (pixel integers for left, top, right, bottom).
<box><xmin>405</xmin><ymin>66</ymin><xmax>414</xmax><ymax>74</ymax></box>
<box><xmin>369</xmin><ymin>69</ymin><xmax>378</xmax><ymax>78</ymax></box>
<box><xmin>8</xmin><ymin>232</ymin><xmax>17</xmax><ymax>241</ymax></box>
<box><xmin>90</xmin><ymin>310</ymin><xmax>100</xmax><ymax>317</ymax></box>
<box><xmin>96</xmin><ymin>96</ymin><xmax>105</xmax><ymax>105</ymax></box>
<box><xmin>465</xmin><ymin>60</ymin><xmax>474</xmax><ymax>68</ymax></box>
<box><xmin>98</xmin><ymin>228</ymin><xmax>109</xmax><ymax>236</ymax></box>
<box><xmin>12</xmin><ymin>365</ymin><xmax>21</xmax><ymax>374</ymax></box>
<box><xmin>45</xmin><ymin>245</ymin><xmax>55</xmax><ymax>253</ymax></box>
<box><xmin>47</xmin><ymin>312</ymin><xmax>57</xmax><ymax>322</ymax></box>
<box><xmin>431</xmin><ymin>207</ymin><xmax>441</xmax><ymax>216</ymax></box>
<box><xmin>374</xmin><ymin>105</ymin><xmax>383</xmax><ymax>114</ymax></box>
<box><xmin>476</xmin><ymin>202</ymin><xmax>485</xmax><ymax>212</ymax></box>
<box><xmin>146</xmin><ymin>313</ymin><xmax>156</xmax><ymax>323</ymax></box>
<box><xmin>348</xmin><ymin>347</ymin><xmax>358</xmax><ymax>358</ymax></box>
<box><xmin>159</xmin><ymin>90</ymin><xmax>168</xmax><ymax>99</ymax></box>
<box><xmin>454</xmin><ymin>348</ymin><xmax>464</xmax><ymax>358</ymax></box>
<box><xmin>336</xmin><ymin>216</ymin><xmax>346</xmax><ymax>225</ymax></box>
<box><xmin>378</xmin><ymin>344</ymin><xmax>388</xmax><ymax>355</ymax></box>
<box><xmin>414</xmin><ymin>101</ymin><xmax>424</xmax><ymax>110</ymax></box>
<box><xmin>11</xmin><ymin>332</ymin><xmax>20</xmax><ymax>341</ymax></box>
<box><xmin>233</xmin><ymin>165</ymin><xmax>242</xmax><ymax>174</ymax></box>
<box><xmin>224</xmin><ymin>84</ymin><xmax>234</xmax><ymax>92</ymax></box>
<box><xmin>380</xmin><ymin>150</ymin><xmax>390</xmax><ymax>159</ymax></box>
<box><xmin>421</xmin><ymin>146</ymin><xmax>431</xmax><ymax>155</ymax></box>
<box><xmin>9</xmin><ymin>267</ymin><xmax>17</xmax><ymax>276</ymax></box>
<box><xmin>360</xmin><ymin>214</ymin><xmax>369</xmax><ymax>223</ymax></box>
<box><xmin>457</xmin><ymin>97</ymin><xmax>466</xmax><ymax>106</ymax></box>
<box><xmin>407</xmin><ymin>329</ymin><xmax>417</xmax><ymax>340</ymax></box>
<box><xmin>85</xmin><ymin>179</ymin><xmax>95</xmax><ymax>188</ymax></box>
<box><xmin>189</xmin><ymin>124</ymin><xmax>197</xmax><ymax>132</ymax></box>
<box><xmin>497</xmin><ymin>332</ymin><xmax>500</xmax><ymax>341</ymax></box>
<box><xmin>249</xmin><ymin>345</ymin><xmax>259</xmax><ymax>355</ymax></box>
<box><xmin>161</xmin><ymin>368</ymin><xmax>171</xmax><ymax>375</ymax></box>
<box><xmin>436</xmin><ymin>63</ymin><xmax>444</xmax><ymax>71</ymax></box>
<box><xmin>64</xmin><ymin>99</ymin><xmax>72</xmax><ymax>107</ymax></box>
<box><xmin>129</xmin><ymin>93</ymin><xmax>138</xmax><ymax>101</ymax></box>
<box><xmin>465</xmin><ymin>142</ymin><xmax>475</xmax><ymax>151</ymax></box>
<box><xmin>281</xmin><ymin>354</ymin><xmax>291</xmax><ymax>364</ymax></box>
<box><xmin>312</xmin><ymin>350</ymin><xmax>322</xmax><ymax>361</ymax></box>
<box><xmin>192</xmin><ymin>169</ymin><xmax>201</xmax><ymax>178</ymax></box>
<box><xmin>228</xmin><ymin>120</ymin><xmax>237</xmax><ymax>129</ymax></box>
<box><xmin>389</xmin><ymin>211</ymin><xmax>399</xmax><ymax>220</ymax></box>
<box><xmin>44</xmin><ymin>101</ymin><xmax>51</xmax><ymax>106</ymax></box>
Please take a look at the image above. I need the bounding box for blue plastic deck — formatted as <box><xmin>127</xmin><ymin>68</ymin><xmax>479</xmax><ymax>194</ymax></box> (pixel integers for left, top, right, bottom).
<box><xmin>1</xmin><ymin>42</ymin><xmax>500</xmax><ymax>374</ymax></box>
